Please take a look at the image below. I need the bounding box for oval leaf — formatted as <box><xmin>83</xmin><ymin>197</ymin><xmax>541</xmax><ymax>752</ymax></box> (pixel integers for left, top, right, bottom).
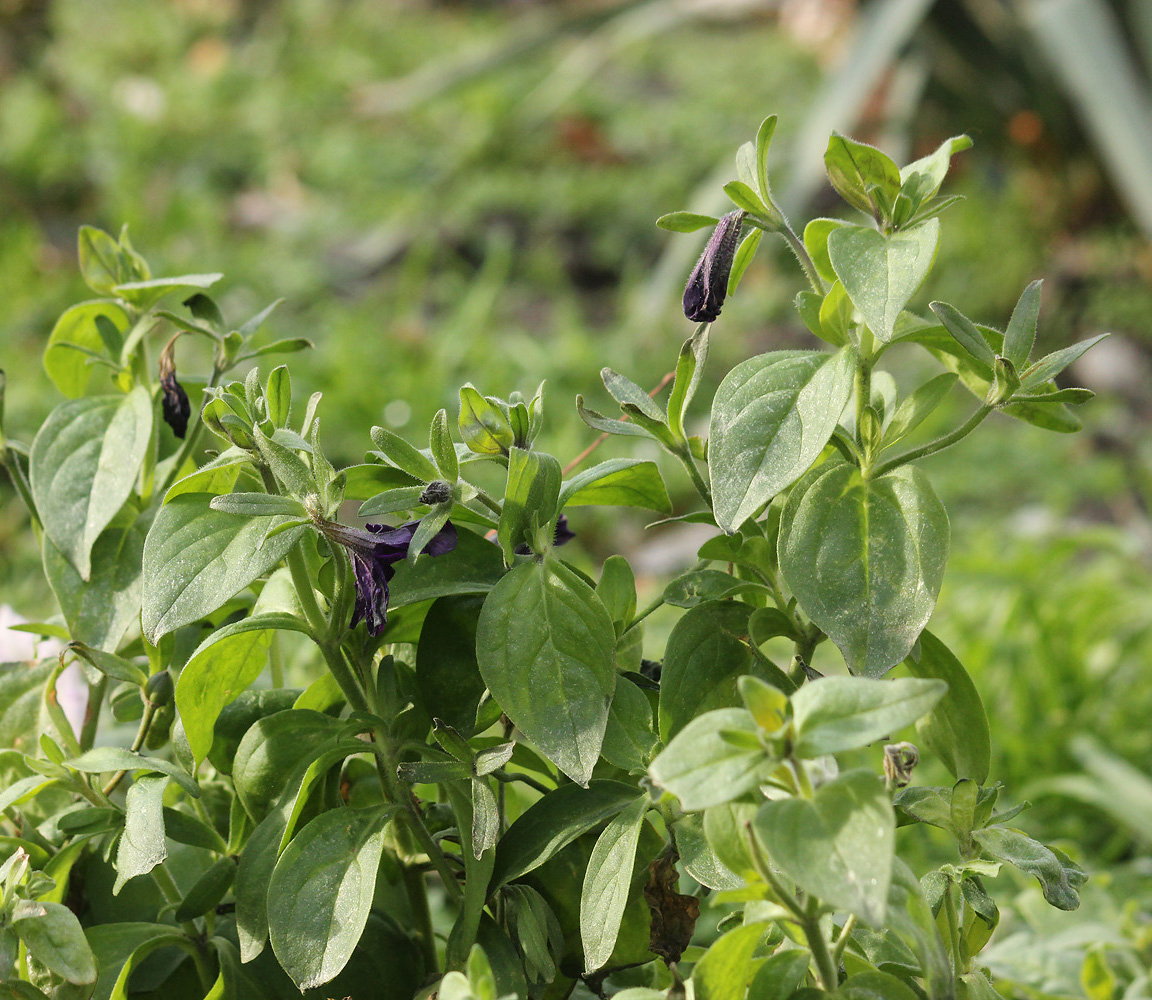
<box><xmin>779</xmin><ymin>464</ymin><xmax>949</xmax><ymax>677</ymax></box>
<box><xmin>709</xmin><ymin>348</ymin><xmax>854</xmax><ymax>532</ymax></box>
<box><xmin>581</xmin><ymin>795</ymin><xmax>648</xmax><ymax>973</ymax></box>
<box><xmin>476</xmin><ymin>557</ymin><xmax>616</xmax><ymax>786</ymax></box>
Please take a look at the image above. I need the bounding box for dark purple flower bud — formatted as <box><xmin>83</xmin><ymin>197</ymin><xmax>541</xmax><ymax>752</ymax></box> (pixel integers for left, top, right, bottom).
<box><xmin>683</xmin><ymin>210</ymin><xmax>744</xmax><ymax>323</ymax></box>
<box><xmin>158</xmin><ymin>342</ymin><xmax>191</xmax><ymax>439</ymax></box>
<box><xmin>318</xmin><ymin>518</ymin><xmax>458</xmax><ymax>636</ymax></box>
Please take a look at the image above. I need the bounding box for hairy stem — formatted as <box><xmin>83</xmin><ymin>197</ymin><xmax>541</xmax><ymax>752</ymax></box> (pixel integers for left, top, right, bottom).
<box><xmin>873</xmin><ymin>403</ymin><xmax>995</xmax><ymax>478</ymax></box>
<box><xmin>780</xmin><ymin>225</ymin><xmax>825</xmax><ymax>296</ymax></box>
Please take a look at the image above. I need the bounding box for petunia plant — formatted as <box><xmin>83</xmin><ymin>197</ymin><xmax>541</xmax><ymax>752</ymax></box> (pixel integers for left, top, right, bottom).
<box><xmin>0</xmin><ymin>118</ymin><xmax>1105</xmax><ymax>999</ymax></box>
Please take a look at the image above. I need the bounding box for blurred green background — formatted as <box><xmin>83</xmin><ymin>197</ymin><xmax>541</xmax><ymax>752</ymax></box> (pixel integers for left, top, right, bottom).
<box><xmin>2</xmin><ymin>0</ymin><xmax>1152</xmax><ymax>991</ymax></box>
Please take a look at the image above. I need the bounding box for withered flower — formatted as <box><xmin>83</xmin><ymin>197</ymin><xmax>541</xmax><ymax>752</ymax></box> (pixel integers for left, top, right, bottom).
<box><xmin>683</xmin><ymin>210</ymin><xmax>744</xmax><ymax>323</ymax></box>
<box><xmin>158</xmin><ymin>338</ymin><xmax>191</xmax><ymax>438</ymax></box>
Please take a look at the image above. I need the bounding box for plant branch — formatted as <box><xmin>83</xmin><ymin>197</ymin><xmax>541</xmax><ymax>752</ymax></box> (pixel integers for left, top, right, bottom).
<box><xmin>780</xmin><ymin>225</ymin><xmax>825</xmax><ymax>296</ymax></box>
<box><xmin>873</xmin><ymin>403</ymin><xmax>994</xmax><ymax>478</ymax></box>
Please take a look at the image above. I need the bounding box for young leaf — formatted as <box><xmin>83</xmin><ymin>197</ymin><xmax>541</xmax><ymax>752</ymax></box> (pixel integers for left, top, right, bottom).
<box><xmin>30</xmin><ymin>387</ymin><xmax>153</xmax><ymax>581</ymax></box>
<box><xmin>883</xmin><ymin>373</ymin><xmax>958</xmax><ymax>446</ymax></box>
<box><xmin>656</xmin><ymin>212</ymin><xmax>720</xmax><ymax>233</ymax></box>
<box><xmin>971</xmin><ymin>827</ymin><xmax>1085</xmax><ymax>910</ymax></box>
<box><xmin>11</xmin><ymin>900</ymin><xmax>97</xmax><ymax>985</ymax></box>
<box><xmin>648</xmin><ymin>708</ymin><xmax>773</xmax><ymax>811</ymax></box>
<box><xmin>692</xmin><ymin>921</ymin><xmax>769</xmax><ymax>1000</ymax></box>
<box><xmin>268</xmin><ymin>805</ymin><xmax>397</xmax><ymax>990</ymax></box>
<box><xmin>559</xmin><ymin>459</ymin><xmax>670</xmax><ymax>513</ymax></box>
<box><xmin>824</xmin><ymin>134</ymin><xmax>902</xmax><ymax>219</ymax></box>
<box><xmin>1018</xmin><ymin>333</ymin><xmax>1110</xmax><ymax>391</ymax></box>
<box><xmin>44</xmin><ymin>301</ymin><xmax>132</xmax><ymax>398</ymax></box>
<box><xmin>1002</xmin><ymin>279</ymin><xmax>1043</xmax><ymax>368</ymax></box>
<box><xmin>756</xmin><ymin>769</ymin><xmax>895</xmax><ymax>925</ymax></box>
<box><xmin>666</xmin><ymin>324</ymin><xmax>710</xmax><ymax>443</ymax></box>
<box><xmin>828</xmin><ymin>220</ymin><xmax>940</xmax><ymax>343</ymax></box>
<box><xmin>709</xmin><ymin>348</ymin><xmax>854</xmax><ymax>533</ymax></box>
<box><xmin>928</xmin><ymin>301</ymin><xmax>997</xmax><ymax>370</ymax></box>
<box><xmin>430</xmin><ymin>408</ymin><xmax>459</xmax><ymax>482</ymax></box>
<box><xmin>803</xmin><ymin>217</ymin><xmax>845</xmax><ymax>285</ymax></box>
<box><xmin>459</xmin><ymin>386</ymin><xmax>514</xmax><ymax>455</ymax></box>
<box><xmin>790</xmin><ymin>676</ymin><xmax>946</xmax><ymax>757</ymax></box>
<box><xmin>580</xmin><ymin>795</ymin><xmax>648</xmax><ymax>973</ymax></box>
<box><xmin>727</xmin><ymin>229</ymin><xmax>763</xmax><ymax>297</ymax></box>
<box><xmin>778</xmin><ymin>464</ymin><xmax>949</xmax><ymax>677</ymax></box>
<box><xmin>898</xmin><ymin>134</ymin><xmax>973</xmax><ymax>202</ymax></box>
<box><xmin>496</xmin><ymin>447</ymin><xmax>561</xmax><ymax>560</ymax></box>
<box><xmin>476</xmin><ymin>557</ymin><xmax>616</xmax><ymax>786</ymax></box>
<box><xmin>754</xmin><ymin>114</ymin><xmax>779</xmax><ymax>208</ymax></box>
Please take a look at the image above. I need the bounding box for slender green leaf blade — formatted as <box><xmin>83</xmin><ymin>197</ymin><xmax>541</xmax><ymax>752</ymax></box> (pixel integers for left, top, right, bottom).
<box><xmin>581</xmin><ymin>795</ymin><xmax>648</xmax><ymax>973</ymax></box>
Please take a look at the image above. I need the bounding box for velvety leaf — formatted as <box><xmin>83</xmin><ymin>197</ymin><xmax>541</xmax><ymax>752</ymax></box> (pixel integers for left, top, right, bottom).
<box><xmin>31</xmin><ymin>387</ymin><xmax>152</xmax><ymax>580</ymax></box>
<box><xmin>662</xmin><ymin>569</ymin><xmax>769</xmax><ymax>609</ymax></box>
<box><xmin>476</xmin><ymin>557</ymin><xmax>616</xmax><ymax>786</ymax></box>
<box><xmin>600</xmin><ymin>674</ymin><xmax>658</xmax><ymax>772</ymax></box>
<box><xmin>971</xmin><ymin>826</ymin><xmax>1084</xmax><ymax>910</ymax></box>
<box><xmin>113</xmin><ymin>273</ymin><xmax>222</xmax><ymax>311</ymax></box>
<box><xmin>471</xmin><ymin>777</ymin><xmax>500</xmax><ymax>859</ymax></box>
<box><xmin>728</xmin><ymin>229</ymin><xmax>763</xmax><ymax>295</ymax></box>
<box><xmin>928</xmin><ymin>301</ymin><xmax>997</xmax><ymax>369</ymax></box>
<box><xmin>415</xmin><ymin>595</ymin><xmax>487</xmax><ymax>737</ymax></box>
<box><xmin>748</xmin><ymin>949</ymin><xmax>811</xmax><ymax>1000</ymax></box>
<box><xmin>1019</xmin><ymin>333</ymin><xmax>1110</xmax><ymax>391</ymax></box>
<box><xmin>656</xmin><ymin>212</ymin><xmax>720</xmax><ymax>233</ymax></box>
<box><xmin>369</xmin><ymin>423</ymin><xmax>439</xmax><ymax>480</ymax></box>
<box><xmin>903</xmin><ymin>630</ymin><xmax>990</xmax><ymax>784</ymax></box>
<box><xmin>790</xmin><ymin>676</ymin><xmax>947</xmax><ymax>758</ymax></box>
<box><xmin>883</xmin><ymin>373</ymin><xmax>958</xmax><ymax>447</ymax></box>
<box><xmin>898</xmin><ymin>135</ymin><xmax>972</xmax><ymax>202</ymax></box>
<box><xmin>176</xmin><ymin>612</ymin><xmax>312</xmax><ymax>767</ymax></box>
<box><xmin>11</xmin><ymin>900</ymin><xmax>96</xmax><ymax>985</ymax></box>
<box><xmin>803</xmin><ymin>218</ymin><xmax>845</xmax><ymax>284</ymax></box>
<box><xmin>709</xmin><ymin>348</ymin><xmax>854</xmax><ymax>532</ymax></box>
<box><xmin>268</xmin><ymin>804</ymin><xmax>396</xmax><ymax>990</ymax></box>
<box><xmin>1001</xmin><ymin>280</ymin><xmax>1043</xmax><ymax>368</ymax></box>
<box><xmin>491</xmin><ymin>780</ymin><xmax>639</xmax><ymax>888</ymax></box>
<box><xmin>824</xmin><ymin>134</ymin><xmax>902</xmax><ymax>217</ymax></box>
<box><xmin>828</xmin><ymin>221</ymin><xmax>939</xmax><ymax>343</ymax></box>
<box><xmin>0</xmin><ymin>661</ymin><xmax>51</xmax><ymax>750</ymax></box>
<box><xmin>559</xmin><ymin>459</ymin><xmax>671</xmax><ymax>513</ymax></box>
<box><xmin>43</xmin><ymin>510</ymin><xmax>146</xmax><ymax>653</ymax></box>
<box><xmin>779</xmin><ymin>463</ymin><xmax>949</xmax><ymax>677</ymax></box>
<box><xmin>141</xmin><ymin>492</ymin><xmax>308</xmax><ymax>642</ymax></box>
<box><xmin>675</xmin><ymin>812</ymin><xmax>743</xmax><ymax>891</ymax></box>
<box><xmin>84</xmin><ymin>922</ymin><xmax>186</xmax><ymax>1000</ymax></box>
<box><xmin>208</xmin><ymin>493</ymin><xmax>307</xmax><ymax>517</ymax></box>
<box><xmin>649</xmin><ymin>708</ymin><xmax>773</xmax><ymax>811</ymax></box>
<box><xmin>659</xmin><ymin>601</ymin><xmax>787</xmax><ymax>741</ymax></box>
<box><xmin>756</xmin><ymin>770</ymin><xmax>895</xmax><ymax>925</ymax></box>
<box><xmin>458</xmin><ymin>386</ymin><xmax>514</xmax><ymax>455</ymax></box>
<box><xmin>581</xmin><ymin>795</ymin><xmax>648</xmax><ymax>973</ymax></box>
<box><xmin>695</xmin><ymin>923</ymin><xmax>774</xmax><ymax>1000</ymax></box>
<box><xmin>833</xmin><ymin>971</ymin><xmax>920</xmax><ymax>999</ymax></box>
<box><xmin>497</xmin><ymin>447</ymin><xmax>561</xmax><ymax>560</ymax></box>
<box><xmin>43</xmin><ymin>301</ymin><xmax>130</xmax><ymax>398</ymax></box>
<box><xmin>114</xmin><ymin>774</ymin><xmax>168</xmax><ymax>893</ymax></box>
<box><xmin>67</xmin><ymin>746</ymin><xmax>198</xmax><ymax>797</ymax></box>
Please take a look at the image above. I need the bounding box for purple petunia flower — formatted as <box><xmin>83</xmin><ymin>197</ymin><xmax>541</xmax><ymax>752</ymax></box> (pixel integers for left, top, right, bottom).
<box><xmin>319</xmin><ymin>519</ymin><xmax>457</xmax><ymax>636</ymax></box>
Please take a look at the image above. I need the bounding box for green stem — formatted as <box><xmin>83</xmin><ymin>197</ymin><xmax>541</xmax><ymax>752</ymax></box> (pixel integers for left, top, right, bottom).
<box><xmin>742</xmin><ymin>824</ymin><xmax>804</xmax><ymax>921</ymax></box>
<box><xmin>78</xmin><ymin>677</ymin><xmax>106</xmax><ymax>752</ymax></box>
<box><xmin>268</xmin><ymin>633</ymin><xmax>284</xmax><ymax>689</ymax></box>
<box><xmin>491</xmin><ymin>770</ymin><xmax>552</xmax><ymax>795</ymax></box>
<box><xmin>942</xmin><ymin>881</ymin><xmax>963</xmax><ymax>974</ymax></box>
<box><xmin>831</xmin><ymin>914</ymin><xmax>857</xmax><ymax>965</ymax></box>
<box><xmin>102</xmin><ymin>700</ymin><xmax>157</xmax><ymax>796</ymax></box>
<box><xmin>621</xmin><ymin>594</ymin><xmax>665</xmax><ymax>638</ymax></box>
<box><xmin>676</xmin><ymin>449</ymin><xmax>712</xmax><ymax>508</ymax></box>
<box><xmin>780</xmin><ymin>225</ymin><xmax>825</xmax><ymax>296</ymax></box>
<box><xmin>150</xmin><ymin>863</ymin><xmax>213</xmax><ymax>990</ymax></box>
<box><xmin>371</xmin><ymin>725</ymin><xmax>463</xmax><ymax>904</ymax></box>
<box><xmin>44</xmin><ymin>655</ymin><xmax>82</xmax><ymax>758</ymax></box>
<box><xmin>403</xmin><ymin>863</ymin><xmax>438</xmax><ymax>972</ymax></box>
<box><xmin>854</xmin><ymin>359</ymin><xmax>873</xmax><ymax>475</ymax></box>
<box><xmin>802</xmin><ymin>899</ymin><xmax>840</xmax><ymax>992</ymax></box>
<box><xmin>873</xmin><ymin>403</ymin><xmax>995</xmax><ymax>478</ymax></box>
<box><xmin>470</xmin><ymin>487</ymin><xmax>503</xmax><ymax>518</ymax></box>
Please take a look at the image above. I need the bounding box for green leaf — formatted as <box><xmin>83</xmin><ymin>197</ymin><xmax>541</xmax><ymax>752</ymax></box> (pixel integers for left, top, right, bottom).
<box><xmin>459</xmin><ymin>386</ymin><xmax>514</xmax><ymax>455</ymax></box>
<box><xmin>709</xmin><ymin>348</ymin><xmax>854</xmax><ymax>532</ymax></box>
<box><xmin>928</xmin><ymin>301</ymin><xmax>997</xmax><ymax>370</ymax></box>
<box><xmin>754</xmin><ymin>115</ymin><xmax>778</xmax><ymax>206</ymax></box>
<box><xmin>415</xmin><ymin>595</ymin><xmax>488</xmax><ymax>737</ymax></box>
<box><xmin>580</xmin><ymin>795</ymin><xmax>648</xmax><ymax>973</ymax></box>
<box><xmin>834</xmin><ymin>971</ymin><xmax>921</xmax><ymax>999</ymax></box>
<box><xmin>824</xmin><ymin>134</ymin><xmax>902</xmax><ymax>218</ymax></box>
<box><xmin>470</xmin><ymin>777</ymin><xmax>500</xmax><ymax>859</ymax></box>
<box><xmin>114</xmin><ymin>774</ymin><xmax>168</xmax><ymax>893</ymax></box>
<box><xmin>659</xmin><ymin>599</ymin><xmax>790</xmax><ymax>742</ymax></box>
<box><xmin>491</xmin><ymin>780</ymin><xmax>639</xmax><ymax>888</ymax></box>
<box><xmin>575</xmin><ymin>396</ymin><xmax>651</xmax><ymax>439</ymax></box>
<box><xmin>601</xmin><ymin>675</ymin><xmax>658</xmax><ymax>772</ymax></box>
<box><xmin>828</xmin><ymin>220</ymin><xmax>939</xmax><ymax>343</ymax></box>
<box><xmin>163</xmin><ymin>806</ymin><xmax>228</xmax><ymax>853</ymax></box>
<box><xmin>649</xmin><ymin>708</ymin><xmax>773</xmax><ymax>811</ymax></box>
<box><xmin>559</xmin><ymin>459</ymin><xmax>671</xmax><ymax>513</ymax></box>
<box><xmin>666</xmin><ymin>325</ymin><xmax>710</xmax><ymax>443</ymax></box>
<box><xmin>693</xmin><ymin>921</ymin><xmax>769</xmax><ymax>1000</ymax></box>
<box><xmin>174</xmin><ymin>858</ymin><xmax>236</xmax><ymax>923</ymax></box>
<box><xmin>1001</xmin><ymin>280</ymin><xmax>1043</xmax><ymax>368</ymax></box>
<box><xmin>728</xmin><ymin>229</ymin><xmax>762</xmax><ymax>297</ymax></box>
<box><xmin>141</xmin><ymin>492</ymin><xmax>308</xmax><ymax>642</ymax></box>
<box><xmin>756</xmin><ymin>770</ymin><xmax>895</xmax><ymax>925</ymax></box>
<box><xmin>497</xmin><ymin>447</ymin><xmax>562</xmax><ymax>560</ymax></box>
<box><xmin>113</xmin><ymin>273</ymin><xmax>223</xmax><ymax>311</ymax></box>
<box><xmin>971</xmin><ymin>827</ymin><xmax>1084</xmax><ymax>910</ymax></box>
<box><xmin>44</xmin><ymin>301</ymin><xmax>131</xmax><ymax>398</ymax></box>
<box><xmin>898</xmin><ymin>135</ymin><xmax>972</xmax><ymax>202</ymax></box>
<box><xmin>903</xmin><ymin>630</ymin><xmax>990</xmax><ymax>784</ymax></box>
<box><xmin>268</xmin><ymin>804</ymin><xmax>396</xmax><ymax>990</ymax></box>
<box><xmin>77</xmin><ymin>226</ymin><xmax>125</xmax><ymax>294</ymax></box>
<box><xmin>369</xmin><ymin>424</ymin><xmax>439</xmax><ymax>480</ymax></box>
<box><xmin>748</xmin><ymin>949</ymin><xmax>811</xmax><ymax>1000</ymax></box>
<box><xmin>1019</xmin><ymin>333</ymin><xmax>1110</xmax><ymax>391</ymax></box>
<box><xmin>43</xmin><ymin>511</ymin><xmax>146</xmax><ymax>653</ymax></box>
<box><xmin>176</xmin><ymin>612</ymin><xmax>312</xmax><ymax>767</ymax></box>
<box><xmin>656</xmin><ymin>212</ymin><xmax>720</xmax><ymax>233</ymax></box>
<box><xmin>430</xmin><ymin>408</ymin><xmax>459</xmax><ymax>482</ymax></box>
<box><xmin>790</xmin><ymin>676</ymin><xmax>946</xmax><ymax>758</ymax></box>
<box><xmin>388</xmin><ymin>526</ymin><xmax>505</xmax><ymax>610</ymax></box>
<box><xmin>208</xmin><ymin>492</ymin><xmax>307</xmax><ymax>517</ymax></box>
<box><xmin>675</xmin><ymin>812</ymin><xmax>743</xmax><ymax>891</ymax></box>
<box><xmin>601</xmin><ymin>368</ymin><xmax>665</xmax><ymax>423</ymax></box>
<box><xmin>67</xmin><ymin>641</ymin><xmax>147</xmax><ymax>686</ymax></box>
<box><xmin>723</xmin><ymin>180</ymin><xmax>769</xmax><ymax>218</ymax></box>
<box><xmin>67</xmin><ymin>746</ymin><xmax>198</xmax><ymax>797</ymax></box>
<box><xmin>11</xmin><ymin>900</ymin><xmax>96</xmax><ymax>985</ymax></box>
<box><xmin>476</xmin><ymin>557</ymin><xmax>616</xmax><ymax>786</ymax></box>
<box><xmin>662</xmin><ymin>569</ymin><xmax>769</xmax><ymax>609</ymax></box>
<box><xmin>596</xmin><ymin>555</ymin><xmax>636</xmax><ymax>631</ymax></box>
<box><xmin>803</xmin><ymin>218</ymin><xmax>845</xmax><ymax>285</ymax></box>
<box><xmin>31</xmin><ymin>387</ymin><xmax>153</xmax><ymax>580</ymax></box>
<box><xmin>779</xmin><ymin>463</ymin><xmax>949</xmax><ymax>677</ymax></box>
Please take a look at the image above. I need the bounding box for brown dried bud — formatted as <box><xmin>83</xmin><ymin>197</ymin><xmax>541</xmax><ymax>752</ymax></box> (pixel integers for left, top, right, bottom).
<box><xmin>683</xmin><ymin>210</ymin><xmax>744</xmax><ymax>323</ymax></box>
<box><xmin>884</xmin><ymin>741</ymin><xmax>919</xmax><ymax>788</ymax></box>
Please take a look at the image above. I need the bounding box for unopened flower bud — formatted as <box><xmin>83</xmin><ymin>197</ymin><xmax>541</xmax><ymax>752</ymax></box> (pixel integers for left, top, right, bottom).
<box><xmin>884</xmin><ymin>741</ymin><xmax>919</xmax><ymax>788</ymax></box>
<box><xmin>158</xmin><ymin>339</ymin><xmax>191</xmax><ymax>439</ymax></box>
<box><xmin>683</xmin><ymin>210</ymin><xmax>744</xmax><ymax>323</ymax></box>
